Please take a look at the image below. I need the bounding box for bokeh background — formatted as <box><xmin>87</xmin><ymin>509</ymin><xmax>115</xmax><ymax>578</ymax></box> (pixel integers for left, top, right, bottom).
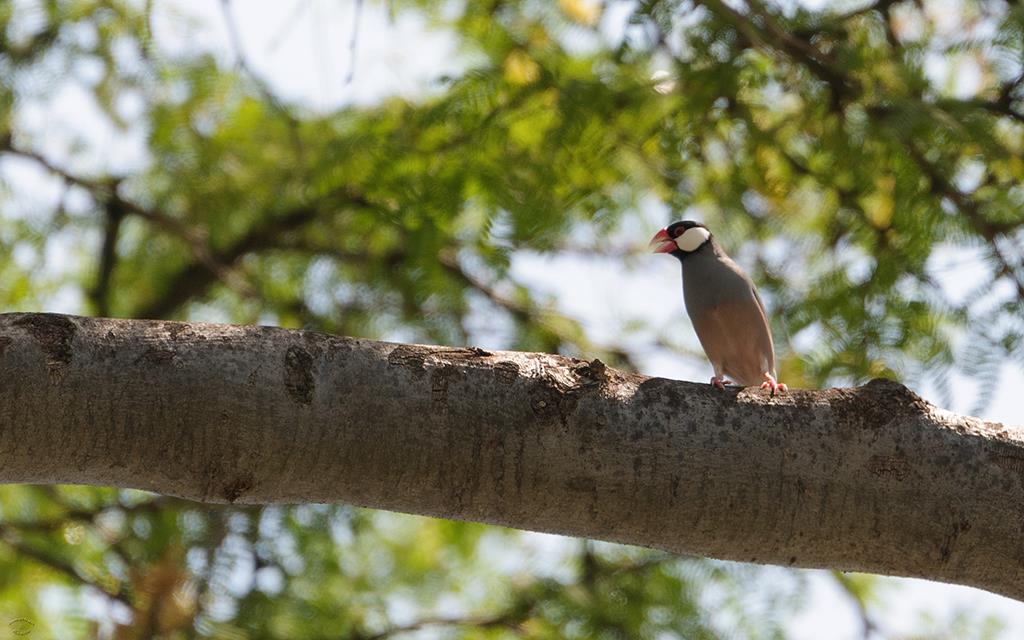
<box><xmin>2</xmin><ymin>0</ymin><xmax>1024</xmax><ymax>637</ymax></box>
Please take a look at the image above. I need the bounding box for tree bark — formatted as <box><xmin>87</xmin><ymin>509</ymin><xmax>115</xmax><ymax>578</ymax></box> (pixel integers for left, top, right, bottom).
<box><xmin>1</xmin><ymin>312</ymin><xmax>1022</xmax><ymax>600</ymax></box>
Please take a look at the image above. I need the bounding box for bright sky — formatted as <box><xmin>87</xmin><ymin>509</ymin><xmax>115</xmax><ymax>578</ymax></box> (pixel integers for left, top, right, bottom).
<box><xmin>5</xmin><ymin>0</ymin><xmax>1024</xmax><ymax>637</ymax></box>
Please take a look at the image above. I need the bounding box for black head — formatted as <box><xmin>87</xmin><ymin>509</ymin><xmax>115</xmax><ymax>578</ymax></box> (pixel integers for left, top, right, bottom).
<box><xmin>650</xmin><ymin>220</ymin><xmax>712</xmax><ymax>259</ymax></box>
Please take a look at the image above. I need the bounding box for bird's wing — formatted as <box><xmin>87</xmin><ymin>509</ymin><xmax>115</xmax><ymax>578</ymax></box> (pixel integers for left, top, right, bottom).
<box><xmin>691</xmin><ymin>291</ymin><xmax>776</xmax><ymax>386</ymax></box>
<box><xmin>749</xmin><ymin>285</ymin><xmax>776</xmax><ymax>369</ymax></box>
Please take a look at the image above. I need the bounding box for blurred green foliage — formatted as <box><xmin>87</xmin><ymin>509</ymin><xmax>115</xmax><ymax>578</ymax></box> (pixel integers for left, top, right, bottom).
<box><xmin>0</xmin><ymin>0</ymin><xmax>1021</xmax><ymax>637</ymax></box>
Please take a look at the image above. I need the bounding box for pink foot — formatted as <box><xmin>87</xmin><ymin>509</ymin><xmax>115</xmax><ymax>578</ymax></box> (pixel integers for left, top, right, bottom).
<box><xmin>710</xmin><ymin>375</ymin><xmax>730</xmax><ymax>390</ymax></box>
<box><xmin>760</xmin><ymin>372</ymin><xmax>788</xmax><ymax>396</ymax></box>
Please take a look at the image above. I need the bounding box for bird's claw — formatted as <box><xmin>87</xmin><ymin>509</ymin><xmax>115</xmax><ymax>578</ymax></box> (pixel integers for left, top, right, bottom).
<box><xmin>710</xmin><ymin>376</ymin><xmax>730</xmax><ymax>390</ymax></box>
<box><xmin>760</xmin><ymin>373</ymin><xmax>788</xmax><ymax>397</ymax></box>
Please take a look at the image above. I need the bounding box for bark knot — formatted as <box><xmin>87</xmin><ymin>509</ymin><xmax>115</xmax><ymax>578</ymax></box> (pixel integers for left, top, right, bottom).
<box><xmin>573</xmin><ymin>358</ymin><xmax>608</xmax><ymax>384</ymax></box>
<box><xmin>284</xmin><ymin>346</ymin><xmax>315</xmax><ymax>404</ymax></box>
<box><xmin>14</xmin><ymin>313</ymin><xmax>76</xmax><ymax>380</ymax></box>
<box><xmin>164</xmin><ymin>322</ymin><xmax>194</xmax><ymax>340</ymax></box>
<box><xmin>387</xmin><ymin>344</ymin><xmax>426</xmax><ymax>371</ymax></box>
<box><xmin>831</xmin><ymin>378</ymin><xmax>931</xmax><ymax>432</ymax></box>
<box><xmin>136</xmin><ymin>347</ymin><xmax>177</xmax><ymax>365</ymax></box>
<box><xmin>222</xmin><ymin>473</ymin><xmax>255</xmax><ymax>503</ymax></box>
<box><xmin>863</xmin><ymin>378</ymin><xmax>930</xmax><ymax>413</ymax></box>
<box><xmin>528</xmin><ymin>360</ymin><xmax>609</xmax><ymax>425</ymax></box>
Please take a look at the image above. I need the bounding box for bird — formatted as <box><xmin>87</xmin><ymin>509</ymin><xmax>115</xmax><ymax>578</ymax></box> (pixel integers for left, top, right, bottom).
<box><xmin>650</xmin><ymin>220</ymin><xmax>787</xmax><ymax>394</ymax></box>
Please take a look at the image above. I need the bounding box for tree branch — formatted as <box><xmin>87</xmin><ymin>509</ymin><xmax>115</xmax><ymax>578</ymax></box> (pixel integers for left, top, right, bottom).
<box><xmin>1</xmin><ymin>313</ymin><xmax>1023</xmax><ymax>601</ymax></box>
<box><xmin>832</xmin><ymin>570</ymin><xmax>878</xmax><ymax>640</ymax></box>
<box><xmin>345</xmin><ymin>0</ymin><xmax>364</xmax><ymax>85</ymax></box>
<box><xmin>219</xmin><ymin>0</ymin><xmax>306</xmax><ymax>160</ymax></box>
<box><xmin>129</xmin><ymin>186</ymin><xmax>374</xmax><ymax>318</ymax></box>
<box><xmin>437</xmin><ymin>252</ymin><xmax>640</xmax><ymax>371</ymax></box>
<box><xmin>0</xmin><ymin>140</ymin><xmax>266</xmax><ymax>314</ymax></box>
<box><xmin>0</xmin><ymin>529</ymin><xmax>132</xmax><ymax>606</ymax></box>
<box><xmin>902</xmin><ymin>140</ymin><xmax>1024</xmax><ymax>302</ymax></box>
<box><xmin>90</xmin><ymin>194</ymin><xmax>127</xmax><ymax>316</ymax></box>
<box><xmin>697</xmin><ymin>0</ymin><xmax>856</xmax><ymax>108</ymax></box>
<box><xmin>357</xmin><ymin>611</ymin><xmax>524</xmax><ymax>640</ymax></box>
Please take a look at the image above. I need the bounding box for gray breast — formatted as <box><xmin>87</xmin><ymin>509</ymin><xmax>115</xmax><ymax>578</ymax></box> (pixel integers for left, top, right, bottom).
<box><xmin>680</xmin><ymin>247</ymin><xmax>756</xmax><ymax>315</ymax></box>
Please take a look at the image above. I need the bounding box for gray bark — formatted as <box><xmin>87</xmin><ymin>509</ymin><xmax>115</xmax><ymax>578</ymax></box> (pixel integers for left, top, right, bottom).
<box><xmin>1</xmin><ymin>312</ymin><xmax>1022</xmax><ymax>600</ymax></box>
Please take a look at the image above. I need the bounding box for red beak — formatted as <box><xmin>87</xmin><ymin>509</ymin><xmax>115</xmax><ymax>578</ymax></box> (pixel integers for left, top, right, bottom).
<box><xmin>649</xmin><ymin>228</ymin><xmax>676</xmax><ymax>254</ymax></box>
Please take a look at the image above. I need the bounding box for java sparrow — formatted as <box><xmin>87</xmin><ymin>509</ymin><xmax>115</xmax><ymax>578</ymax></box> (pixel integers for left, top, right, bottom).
<box><xmin>650</xmin><ymin>221</ymin><xmax>787</xmax><ymax>394</ymax></box>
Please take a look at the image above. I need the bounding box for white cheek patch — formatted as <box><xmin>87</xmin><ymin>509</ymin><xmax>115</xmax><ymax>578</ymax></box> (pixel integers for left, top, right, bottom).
<box><xmin>676</xmin><ymin>227</ymin><xmax>711</xmax><ymax>252</ymax></box>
